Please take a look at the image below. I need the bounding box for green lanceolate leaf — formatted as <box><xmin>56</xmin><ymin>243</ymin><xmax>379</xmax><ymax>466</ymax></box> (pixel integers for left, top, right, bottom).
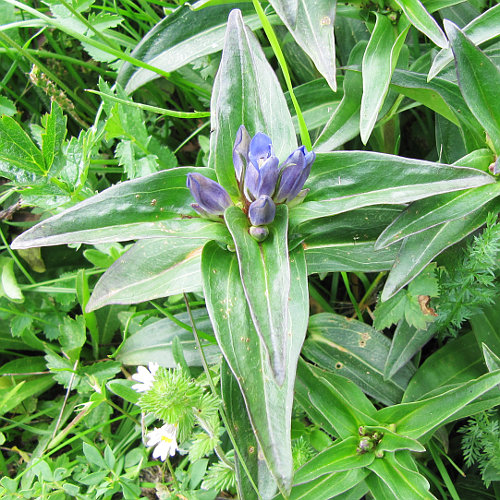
<box><xmin>281</xmin><ymin>468</ymin><xmax>368</xmax><ymax>500</ymax></box>
<box><xmin>482</xmin><ymin>344</ymin><xmax>500</xmax><ymax>374</ymax></box>
<box><xmin>429</xmin><ymin>4</ymin><xmax>500</xmax><ymax>79</ymax></box>
<box><xmin>384</xmin><ymin>321</ymin><xmax>436</xmax><ymax>381</ymax></box>
<box><xmin>375</xmin><ymin>183</ymin><xmax>500</xmax><ymax>249</ymax></box>
<box><xmin>393</xmin><ymin>0</ymin><xmax>447</xmax><ymax>48</ymax></box>
<box><xmin>445</xmin><ymin>20</ymin><xmax>500</xmax><ymax>154</ymax></box>
<box><xmin>294</xmin><ymin>436</ymin><xmax>373</xmax><ymax>485</ymax></box>
<box><xmin>367</xmin><ymin>452</ymin><xmax>435</xmax><ymax>499</ymax></box>
<box><xmin>380</xmin><ymin>199</ymin><xmax>498</xmax><ymax>300</ymax></box>
<box><xmin>225</xmin><ymin>205</ymin><xmax>290</xmax><ymax>384</ymax></box>
<box><xmin>221</xmin><ymin>362</ymin><xmax>276</xmax><ymax>500</ymax></box>
<box><xmin>314</xmin><ymin>42</ymin><xmax>365</xmax><ymax>152</ymax></box>
<box><xmin>303</xmin><ymin>313</ymin><xmax>414</xmax><ymax>405</ymax></box>
<box><xmin>117</xmin><ymin>310</ymin><xmax>220</xmax><ymax>367</ymax></box>
<box><xmin>87</xmin><ymin>237</ymin><xmax>208</xmax><ymax>310</ymax></box>
<box><xmin>270</xmin><ymin>0</ymin><xmax>337</xmax><ymax>91</ymax></box>
<box><xmin>296</xmin><ymin>360</ymin><xmax>377</xmax><ymax>439</ymax></box>
<box><xmin>11</xmin><ymin>168</ymin><xmax>229</xmax><ymax>249</ymax></box>
<box><xmin>360</xmin><ymin>14</ymin><xmax>408</xmax><ymax>144</ymax></box>
<box><xmin>403</xmin><ymin>333</ymin><xmax>484</xmax><ymax>402</ymax></box>
<box><xmin>289</xmin><ymin>151</ymin><xmax>494</xmax><ymax>225</ymax></box>
<box><xmin>210</xmin><ymin>9</ymin><xmax>296</xmax><ymax>198</ymax></box>
<box><xmin>117</xmin><ymin>3</ymin><xmax>260</xmax><ymax>93</ymax></box>
<box><xmin>41</xmin><ymin>102</ymin><xmax>67</xmax><ymax>176</ymax></box>
<box><xmin>390</xmin><ymin>69</ymin><xmax>485</xmax><ymax>150</ymax></box>
<box><xmin>376</xmin><ymin>369</ymin><xmax>500</xmax><ymax>439</ymax></box>
<box><xmin>298</xmin><ymin>206</ymin><xmax>404</xmax><ymax>274</ymax></box>
<box><xmin>470</xmin><ymin>295</ymin><xmax>500</xmax><ymax>358</ymax></box>
<box><xmin>202</xmin><ymin>242</ymin><xmax>308</xmax><ymax>493</ymax></box>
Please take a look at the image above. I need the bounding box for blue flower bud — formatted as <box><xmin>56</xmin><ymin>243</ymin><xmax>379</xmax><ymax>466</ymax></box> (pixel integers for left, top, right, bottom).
<box><xmin>186</xmin><ymin>173</ymin><xmax>232</xmax><ymax>216</ymax></box>
<box><xmin>244</xmin><ymin>155</ymin><xmax>279</xmax><ymax>201</ymax></box>
<box><xmin>249</xmin><ymin>132</ymin><xmax>274</xmax><ymax>167</ymax></box>
<box><xmin>248</xmin><ymin>195</ymin><xmax>276</xmax><ymax>226</ymax></box>
<box><xmin>233</xmin><ymin>125</ymin><xmax>251</xmax><ymax>183</ymax></box>
<box><xmin>274</xmin><ymin>146</ymin><xmax>315</xmax><ymax>204</ymax></box>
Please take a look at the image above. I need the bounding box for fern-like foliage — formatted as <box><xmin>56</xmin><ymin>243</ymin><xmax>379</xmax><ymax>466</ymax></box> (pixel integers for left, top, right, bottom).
<box><xmin>201</xmin><ymin>452</ymin><xmax>236</xmax><ymax>493</ymax></box>
<box><xmin>459</xmin><ymin>409</ymin><xmax>500</xmax><ymax>486</ymax></box>
<box><xmin>435</xmin><ymin>213</ymin><xmax>500</xmax><ymax>338</ymax></box>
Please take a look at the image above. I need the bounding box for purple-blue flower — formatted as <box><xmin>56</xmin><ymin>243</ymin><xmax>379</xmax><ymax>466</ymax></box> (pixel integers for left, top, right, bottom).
<box><xmin>232</xmin><ymin>125</ymin><xmax>251</xmax><ymax>183</ymax></box>
<box><xmin>243</xmin><ymin>132</ymin><xmax>279</xmax><ymax>201</ymax></box>
<box><xmin>248</xmin><ymin>195</ymin><xmax>276</xmax><ymax>226</ymax></box>
<box><xmin>186</xmin><ymin>173</ymin><xmax>232</xmax><ymax>217</ymax></box>
<box><xmin>274</xmin><ymin>146</ymin><xmax>315</xmax><ymax>204</ymax></box>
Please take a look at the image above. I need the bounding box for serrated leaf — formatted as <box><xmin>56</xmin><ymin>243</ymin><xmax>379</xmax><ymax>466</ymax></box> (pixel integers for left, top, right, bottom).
<box><xmin>210</xmin><ymin>9</ymin><xmax>296</xmax><ymax>198</ymax></box>
<box><xmin>41</xmin><ymin>102</ymin><xmax>67</xmax><ymax>176</ymax></box>
<box><xmin>445</xmin><ymin>20</ymin><xmax>500</xmax><ymax>154</ymax></box>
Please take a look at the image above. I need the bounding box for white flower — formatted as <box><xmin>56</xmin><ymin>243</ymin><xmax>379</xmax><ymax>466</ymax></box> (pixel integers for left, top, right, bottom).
<box><xmin>146</xmin><ymin>423</ymin><xmax>178</xmax><ymax>460</ymax></box>
<box><xmin>131</xmin><ymin>362</ymin><xmax>159</xmax><ymax>393</ymax></box>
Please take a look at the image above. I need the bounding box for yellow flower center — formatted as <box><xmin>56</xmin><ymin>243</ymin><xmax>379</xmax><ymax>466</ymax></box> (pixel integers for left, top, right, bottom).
<box><xmin>161</xmin><ymin>436</ymin><xmax>173</xmax><ymax>443</ymax></box>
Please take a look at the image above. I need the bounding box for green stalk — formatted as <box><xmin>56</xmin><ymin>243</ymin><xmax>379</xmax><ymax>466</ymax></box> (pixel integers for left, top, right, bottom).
<box><xmin>429</xmin><ymin>441</ymin><xmax>461</xmax><ymax>500</ymax></box>
<box><xmin>251</xmin><ymin>0</ymin><xmax>311</xmax><ymax>150</ymax></box>
<box><xmin>341</xmin><ymin>271</ymin><xmax>363</xmax><ymax>322</ymax></box>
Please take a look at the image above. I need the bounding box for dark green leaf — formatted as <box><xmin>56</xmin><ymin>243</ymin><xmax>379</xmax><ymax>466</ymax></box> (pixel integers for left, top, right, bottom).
<box><xmin>270</xmin><ymin>0</ymin><xmax>337</xmax><ymax>91</ymax></box>
<box><xmin>445</xmin><ymin>20</ymin><xmax>500</xmax><ymax>154</ymax></box>
<box><xmin>303</xmin><ymin>313</ymin><xmax>415</xmax><ymax>405</ymax></box>
<box><xmin>11</xmin><ymin>168</ymin><xmax>230</xmax><ymax>249</ymax></box>
<box><xmin>210</xmin><ymin>9</ymin><xmax>296</xmax><ymax>198</ymax></box>
<box><xmin>117</xmin><ymin>4</ymin><xmax>261</xmax><ymax>93</ymax></box>
<box><xmin>470</xmin><ymin>295</ymin><xmax>500</xmax><ymax>357</ymax></box>
<box><xmin>375</xmin><ymin>183</ymin><xmax>500</xmax><ymax>249</ymax></box>
<box><xmin>202</xmin><ymin>242</ymin><xmax>308</xmax><ymax>493</ymax></box>
<box><xmin>381</xmin><ymin>199</ymin><xmax>497</xmax><ymax>300</ymax></box>
<box><xmin>290</xmin><ymin>151</ymin><xmax>494</xmax><ymax>225</ymax></box>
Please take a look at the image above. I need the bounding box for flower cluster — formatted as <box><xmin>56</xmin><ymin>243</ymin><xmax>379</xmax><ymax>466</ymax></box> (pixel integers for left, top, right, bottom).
<box><xmin>187</xmin><ymin>125</ymin><xmax>315</xmax><ymax>241</ymax></box>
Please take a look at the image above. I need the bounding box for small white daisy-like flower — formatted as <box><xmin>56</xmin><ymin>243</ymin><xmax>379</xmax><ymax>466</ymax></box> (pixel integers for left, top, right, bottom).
<box><xmin>131</xmin><ymin>362</ymin><xmax>159</xmax><ymax>393</ymax></box>
<box><xmin>146</xmin><ymin>423</ymin><xmax>178</xmax><ymax>460</ymax></box>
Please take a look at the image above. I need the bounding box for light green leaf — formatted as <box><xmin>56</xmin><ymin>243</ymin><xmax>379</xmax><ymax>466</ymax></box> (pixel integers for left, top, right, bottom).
<box><xmin>87</xmin><ymin>237</ymin><xmax>207</xmax><ymax>311</ymax></box>
<box><xmin>429</xmin><ymin>4</ymin><xmax>500</xmax><ymax>79</ymax></box>
<box><xmin>0</xmin><ymin>115</ymin><xmax>45</xmax><ymax>174</ymax></box>
<box><xmin>117</xmin><ymin>310</ymin><xmax>220</xmax><ymax>367</ymax></box>
<box><xmin>290</xmin><ymin>151</ymin><xmax>494</xmax><ymax>225</ymax></box>
<box><xmin>210</xmin><ymin>9</ymin><xmax>296</xmax><ymax>198</ymax></box>
<box><xmin>482</xmin><ymin>344</ymin><xmax>500</xmax><ymax>374</ymax></box>
<box><xmin>367</xmin><ymin>452</ymin><xmax>435</xmax><ymax>499</ymax></box>
<box><xmin>470</xmin><ymin>295</ymin><xmax>500</xmax><ymax>357</ymax></box>
<box><xmin>0</xmin><ymin>96</ymin><xmax>16</xmax><ymax>116</ymax></box>
<box><xmin>0</xmin><ymin>258</ymin><xmax>23</xmax><ymax>302</ymax></box>
<box><xmin>294</xmin><ymin>437</ymin><xmax>373</xmax><ymax>485</ymax></box>
<box><xmin>394</xmin><ymin>0</ymin><xmax>447</xmax><ymax>48</ymax></box>
<box><xmin>117</xmin><ymin>3</ymin><xmax>261</xmax><ymax>93</ymax></box>
<box><xmin>296</xmin><ymin>360</ymin><xmax>377</xmax><ymax>440</ymax></box>
<box><xmin>11</xmin><ymin>168</ymin><xmax>230</xmax><ymax>249</ymax></box>
<box><xmin>202</xmin><ymin>242</ymin><xmax>308</xmax><ymax>493</ymax></box>
<box><xmin>377</xmin><ymin>369</ymin><xmax>500</xmax><ymax>438</ymax></box>
<box><xmin>270</xmin><ymin>0</ymin><xmax>337</xmax><ymax>91</ymax></box>
<box><xmin>445</xmin><ymin>20</ymin><xmax>500</xmax><ymax>154</ymax></box>
<box><xmin>360</xmin><ymin>15</ymin><xmax>409</xmax><ymax>144</ymax></box>
<box><xmin>41</xmin><ymin>102</ymin><xmax>67</xmax><ymax>176</ymax></box>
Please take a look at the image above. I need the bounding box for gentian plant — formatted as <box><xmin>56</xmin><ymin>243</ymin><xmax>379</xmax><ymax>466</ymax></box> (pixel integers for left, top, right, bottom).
<box><xmin>10</xmin><ymin>7</ymin><xmax>500</xmax><ymax>500</ymax></box>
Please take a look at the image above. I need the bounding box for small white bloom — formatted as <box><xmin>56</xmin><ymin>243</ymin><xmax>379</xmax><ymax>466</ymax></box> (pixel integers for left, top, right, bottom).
<box><xmin>131</xmin><ymin>362</ymin><xmax>159</xmax><ymax>393</ymax></box>
<box><xmin>146</xmin><ymin>423</ymin><xmax>178</xmax><ymax>460</ymax></box>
